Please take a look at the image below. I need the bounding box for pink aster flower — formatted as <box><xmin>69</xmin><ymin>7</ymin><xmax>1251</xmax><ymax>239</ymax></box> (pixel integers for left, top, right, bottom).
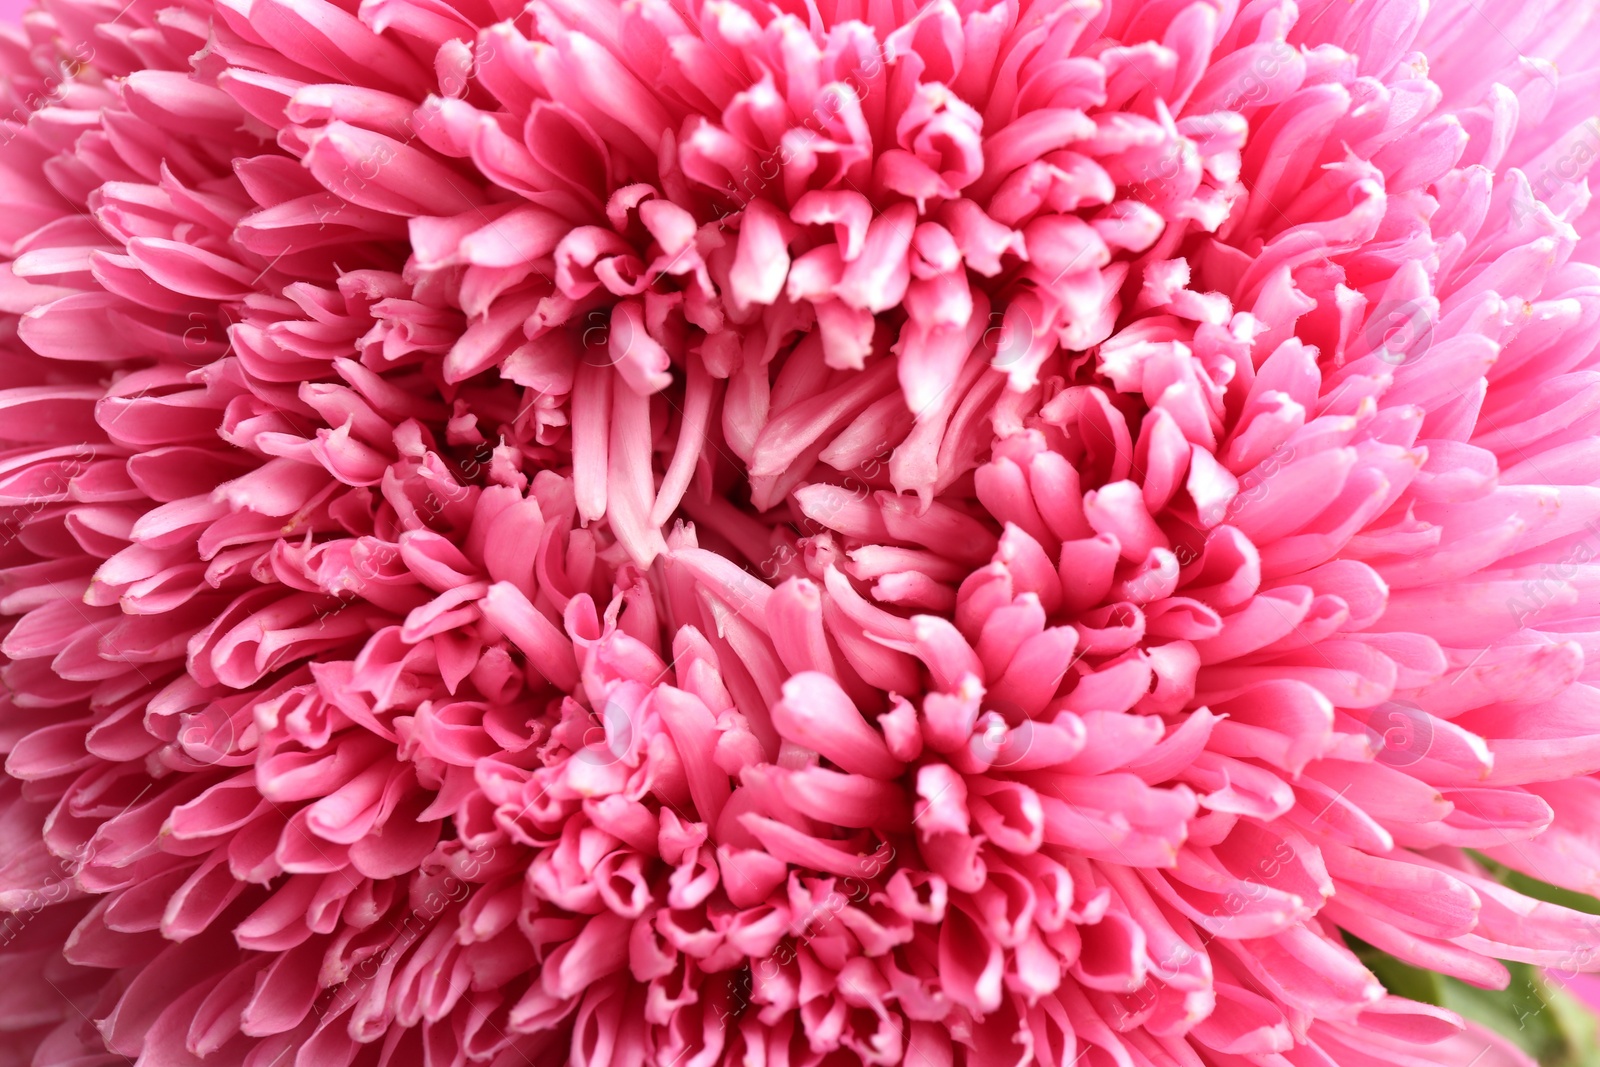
<box><xmin>2</xmin><ymin>0</ymin><xmax>1600</xmax><ymax>1065</ymax></box>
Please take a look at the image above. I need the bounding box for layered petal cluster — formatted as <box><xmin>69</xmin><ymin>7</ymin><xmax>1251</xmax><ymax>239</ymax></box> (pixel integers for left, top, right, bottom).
<box><xmin>2</xmin><ymin>0</ymin><xmax>1600</xmax><ymax>1065</ymax></box>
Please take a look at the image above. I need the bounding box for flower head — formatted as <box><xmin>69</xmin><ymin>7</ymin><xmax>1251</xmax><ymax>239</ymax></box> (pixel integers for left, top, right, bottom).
<box><xmin>1</xmin><ymin>0</ymin><xmax>1599</xmax><ymax>1065</ymax></box>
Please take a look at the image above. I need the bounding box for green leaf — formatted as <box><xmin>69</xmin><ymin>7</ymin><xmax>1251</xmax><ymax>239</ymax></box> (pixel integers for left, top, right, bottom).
<box><xmin>1346</xmin><ymin>937</ymin><xmax>1444</xmax><ymax>1006</ymax></box>
<box><xmin>1467</xmin><ymin>852</ymin><xmax>1600</xmax><ymax>916</ymax></box>
<box><xmin>1434</xmin><ymin>962</ymin><xmax>1551</xmax><ymax>1059</ymax></box>
<box><xmin>1347</xmin><ymin>941</ymin><xmax>1600</xmax><ymax>1067</ymax></box>
<box><xmin>1542</xmin><ymin>975</ymin><xmax>1600</xmax><ymax>1067</ymax></box>
<box><xmin>1342</xmin><ymin>862</ymin><xmax>1600</xmax><ymax>1066</ymax></box>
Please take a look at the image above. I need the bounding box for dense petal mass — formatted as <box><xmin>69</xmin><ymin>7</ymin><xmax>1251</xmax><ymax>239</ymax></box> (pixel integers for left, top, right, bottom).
<box><xmin>1</xmin><ymin>0</ymin><xmax>1599</xmax><ymax>1065</ymax></box>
